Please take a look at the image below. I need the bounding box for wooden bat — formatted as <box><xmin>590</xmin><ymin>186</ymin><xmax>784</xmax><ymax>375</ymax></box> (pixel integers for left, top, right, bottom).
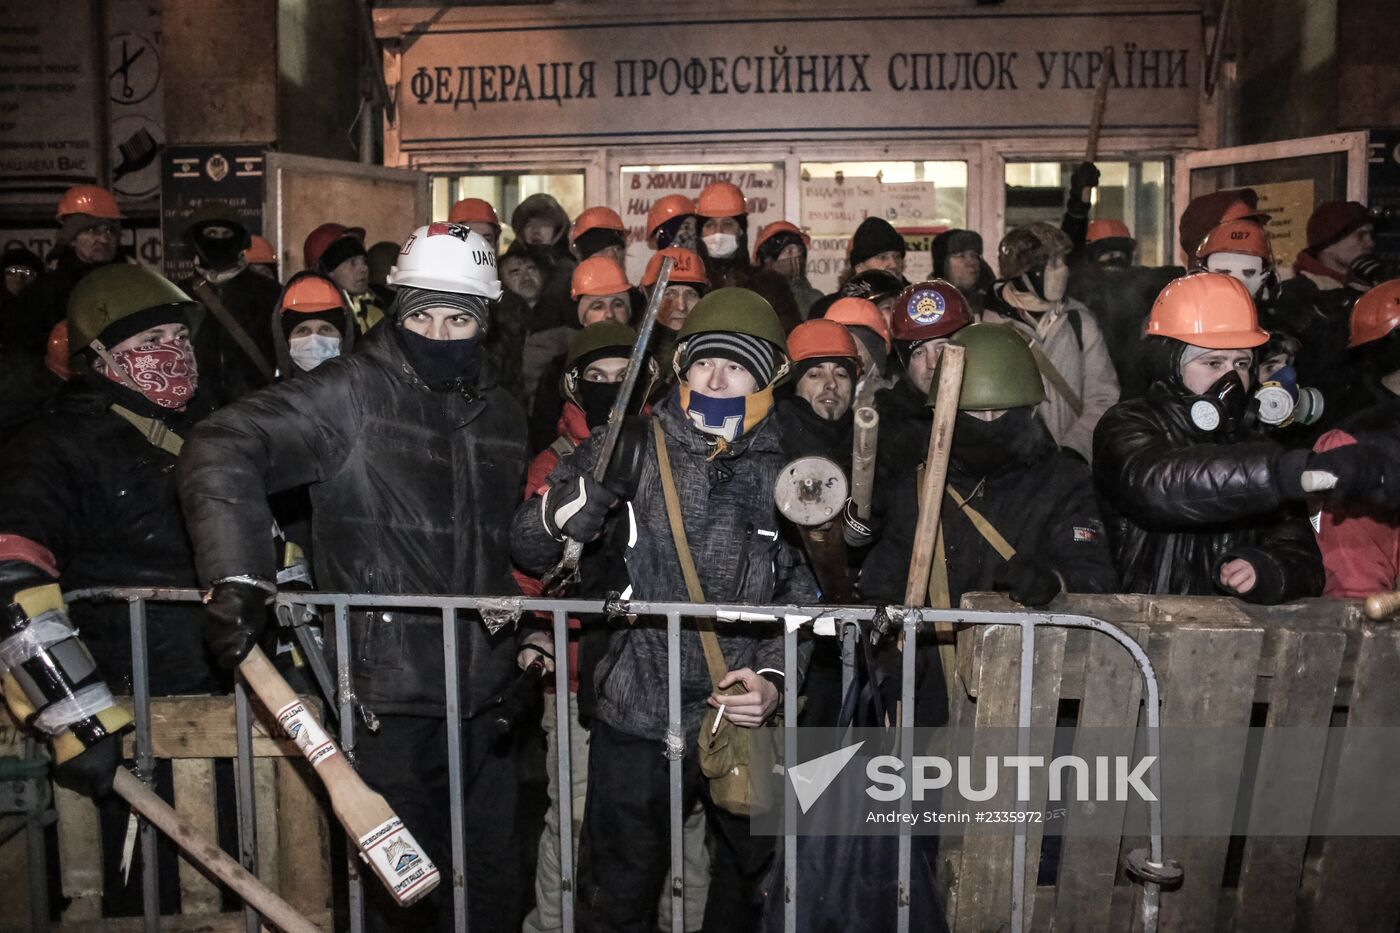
<box><xmin>1364</xmin><ymin>591</ymin><xmax>1400</xmax><ymax>621</ymax></box>
<box><xmin>238</xmin><ymin>646</ymin><xmax>440</xmax><ymax>906</ymax></box>
<box><xmin>904</xmin><ymin>346</ymin><xmax>965</xmax><ymax>679</ymax></box>
<box><xmin>851</xmin><ymin>406</ymin><xmax>879</xmax><ymax>522</ymax></box>
<box><xmin>1086</xmin><ymin>46</ymin><xmax>1115</xmax><ymax>163</ymax></box>
<box><xmin>112</xmin><ymin>768</ymin><xmax>322</xmax><ymax>933</ymax></box>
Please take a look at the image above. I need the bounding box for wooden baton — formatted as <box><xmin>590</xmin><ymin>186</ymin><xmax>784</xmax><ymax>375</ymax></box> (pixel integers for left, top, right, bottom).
<box><xmin>903</xmin><ymin>345</ymin><xmax>965</xmax><ymax>611</ymax></box>
<box><xmin>1364</xmin><ymin>591</ymin><xmax>1400</xmax><ymax>621</ymax></box>
<box><xmin>851</xmin><ymin>406</ymin><xmax>879</xmax><ymax>522</ymax></box>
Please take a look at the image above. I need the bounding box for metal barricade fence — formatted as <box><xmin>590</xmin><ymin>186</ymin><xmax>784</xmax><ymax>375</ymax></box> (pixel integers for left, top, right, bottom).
<box><xmin>40</xmin><ymin>587</ymin><xmax>1168</xmax><ymax>933</ymax></box>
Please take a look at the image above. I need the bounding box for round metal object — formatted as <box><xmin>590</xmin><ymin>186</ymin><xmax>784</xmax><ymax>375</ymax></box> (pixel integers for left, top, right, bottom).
<box><xmin>1125</xmin><ymin>848</ymin><xmax>1184</xmax><ymax>888</ymax></box>
<box><xmin>773</xmin><ymin>456</ymin><xmax>849</xmax><ymax>527</ymax></box>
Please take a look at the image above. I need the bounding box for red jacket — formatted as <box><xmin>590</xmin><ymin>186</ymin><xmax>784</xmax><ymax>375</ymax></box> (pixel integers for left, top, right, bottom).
<box><xmin>1312</xmin><ymin>428</ymin><xmax>1400</xmax><ymax>596</ymax></box>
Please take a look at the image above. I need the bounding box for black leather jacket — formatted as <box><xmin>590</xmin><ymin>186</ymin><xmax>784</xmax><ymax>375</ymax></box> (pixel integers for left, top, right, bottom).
<box><xmin>178</xmin><ymin>325</ymin><xmax>529</xmax><ymax>716</ymax></box>
<box><xmin>1092</xmin><ymin>392</ymin><xmax>1323</xmax><ymax>603</ymax></box>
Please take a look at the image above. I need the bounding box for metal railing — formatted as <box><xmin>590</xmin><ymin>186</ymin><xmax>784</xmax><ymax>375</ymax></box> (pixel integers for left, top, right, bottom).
<box><xmin>56</xmin><ymin>587</ymin><xmax>1169</xmax><ymax>933</ymax></box>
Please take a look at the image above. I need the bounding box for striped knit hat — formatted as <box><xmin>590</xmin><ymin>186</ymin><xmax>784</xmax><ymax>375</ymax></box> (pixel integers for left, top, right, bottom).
<box><xmin>680</xmin><ymin>331</ymin><xmax>777</xmax><ymax>386</ymax></box>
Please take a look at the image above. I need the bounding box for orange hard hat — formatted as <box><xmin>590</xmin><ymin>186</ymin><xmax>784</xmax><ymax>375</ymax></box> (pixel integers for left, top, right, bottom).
<box><xmin>56</xmin><ymin>185</ymin><xmax>123</xmax><ymax>222</ymax></box>
<box><xmin>571</xmin><ymin>206</ymin><xmax>626</xmax><ymax>243</ymax></box>
<box><xmin>45</xmin><ymin>321</ymin><xmax>76</xmax><ymax>381</ymax></box>
<box><xmin>825</xmin><ymin>297</ymin><xmax>891</xmax><ymax>351</ymax></box>
<box><xmin>752</xmin><ymin>221</ymin><xmax>811</xmax><ymax>261</ymax></box>
<box><xmin>1348</xmin><ymin>279</ymin><xmax>1400</xmax><ymax>348</ymax></box>
<box><xmin>1086</xmin><ymin>219</ymin><xmax>1133</xmax><ymax>244</ymax></box>
<box><xmin>788</xmin><ymin>319</ymin><xmax>860</xmax><ymax>368</ymax></box>
<box><xmin>448</xmin><ymin>198</ymin><xmax>500</xmax><ymax>227</ymax></box>
<box><xmin>1197</xmin><ymin>219</ymin><xmax>1273</xmax><ymax>262</ymax></box>
<box><xmin>646</xmin><ymin>195</ymin><xmax>696</xmax><ymax>239</ymax></box>
<box><xmin>303</xmin><ymin>222</ymin><xmax>365</xmax><ymax>269</ymax></box>
<box><xmin>1144</xmin><ymin>272</ymin><xmax>1269</xmax><ymax>349</ymax></box>
<box><xmin>695</xmin><ymin>182</ymin><xmax>746</xmax><ymax>218</ymax></box>
<box><xmin>278</xmin><ymin>273</ymin><xmax>346</xmax><ymax>314</ymax></box>
<box><xmin>889</xmin><ymin>280</ymin><xmax>972</xmax><ymax>343</ymax></box>
<box><xmin>571</xmin><ymin>256</ymin><xmax>631</xmax><ymax>300</ymax></box>
<box><xmin>643</xmin><ymin>247</ymin><xmax>708</xmax><ymax>289</ymax></box>
<box><xmin>243</xmin><ymin>235</ymin><xmax>276</xmax><ymax>265</ymax></box>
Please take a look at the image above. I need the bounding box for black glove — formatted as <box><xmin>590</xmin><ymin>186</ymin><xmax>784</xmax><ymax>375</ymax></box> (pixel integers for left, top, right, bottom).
<box><xmin>1306</xmin><ymin>443</ymin><xmax>1400</xmax><ymax>506</ymax></box>
<box><xmin>541</xmin><ymin>474</ymin><xmax>620</xmax><ymax>542</ymax></box>
<box><xmin>842</xmin><ymin>498</ymin><xmax>877</xmax><ymax>548</ymax></box>
<box><xmin>1068</xmin><ymin>162</ymin><xmax>1101</xmax><ymax>204</ymax></box>
<box><xmin>204</xmin><ymin>579</ymin><xmax>273</xmax><ymax>669</ymax></box>
<box><xmin>991</xmin><ymin>554</ymin><xmax>1062</xmax><ymax>608</ymax></box>
<box><xmin>1347</xmin><ymin>255</ymin><xmax>1386</xmax><ymax>291</ymax></box>
<box><xmin>52</xmin><ymin>732</ymin><xmax>121</xmax><ymax>800</ymax></box>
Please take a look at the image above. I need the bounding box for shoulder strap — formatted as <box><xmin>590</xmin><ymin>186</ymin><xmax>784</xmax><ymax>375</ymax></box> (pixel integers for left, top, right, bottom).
<box><xmin>1067</xmin><ymin>306</ymin><xmax>1084</xmax><ymax>351</ymax></box>
<box><xmin>1025</xmin><ymin>337</ymin><xmax>1085</xmax><ymax>418</ymax></box>
<box><xmin>946</xmin><ymin>486</ymin><xmax>1017</xmax><ymax>561</ymax></box>
<box><xmin>192</xmin><ymin>280</ymin><xmax>275</xmax><ymax>383</ymax></box>
<box><xmin>928</xmin><ymin>525</ymin><xmax>951</xmax><ymax>609</ymax></box>
<box><xmin>652</xmin><ymin>419</ymin><xmax>728</xmax><ymax>688</ymax></box>
<box><xmin>108</xmin><ymin>404</ymin><xmax>184</xmax><ymax>457</ymax></box>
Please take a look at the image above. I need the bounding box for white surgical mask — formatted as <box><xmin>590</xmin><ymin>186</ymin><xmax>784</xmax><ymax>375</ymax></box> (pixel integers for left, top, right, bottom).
<box><xmin>288</xmin><ymin>333</ymin><xmax>341</xmax><ymax>371</ymax></box>
<box><xmin>703</xmin><ymin>232</ymin><xmax>739</xmax><ymax>259</ymax></box>
<box><xmin>1204</xmin><ymin>252</ymin><xmax>1267</xmax><ymax>297</ymax></box>
<box><xmin>1042</xmin><ymin>261</ymin><xmax>1070</xmax><ymax>302</ymax></box>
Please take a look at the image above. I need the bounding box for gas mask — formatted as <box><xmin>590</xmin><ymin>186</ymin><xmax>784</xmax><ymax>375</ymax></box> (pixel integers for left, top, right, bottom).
<box><xmin>1187</xmin><ymin>369</ymin><xmax>1257</xmax><ymax>434</ymax></box>
<box><xmin>702</xmin><ymin>232</ymin><xmax>739</xmax><ymax>259</ymax></box>
<box><xmin>1204</xmin><ymin>253</ymin><xmax>1268</xmax><ymax>298</ymax></box>
<box><xmin>1254</xmin><ymin>365</ymin><xmax>1324</xmax><ymax>428</ymax></box>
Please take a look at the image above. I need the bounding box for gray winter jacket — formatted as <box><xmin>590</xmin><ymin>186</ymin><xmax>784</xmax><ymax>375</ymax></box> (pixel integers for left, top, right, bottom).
<box><xmin>511</xmin><ymin>393</ymin><xmax>818</xmax><ymax>741</ymax></box>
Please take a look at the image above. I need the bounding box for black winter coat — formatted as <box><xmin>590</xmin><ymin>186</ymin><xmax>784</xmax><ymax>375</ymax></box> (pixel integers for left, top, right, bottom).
<box><xmin>774</xmin><ymin>394</ymin><xmax>853</xmax><ymax>473</ymax></box>
<box><xmin>873</xmin><ymin>375</ymin><xmax>931</xmax><ymax>479</ymax></box>
<box><xmin>182</xmin><ymin>269</ymin><xmax>282</xmax><ymax>405</ymax></box>
<box><xmin>0</xmin><ymin>378</ymin><xmax>220</xmax><ymax>695</ymax></box>
<box><xmin>511</xmin><ymin>394</ymin><xmax>818</xmax><ymax>741</ymax></box>
<box><xmin>1092</xmin><ymin>394</ymin><xmax>1323</xmax><ymax>603</ymax></box>
<box><xmin>177</xmin><ymin>325</ymin><xmax>529</xmax><ymax>716</ymax></box>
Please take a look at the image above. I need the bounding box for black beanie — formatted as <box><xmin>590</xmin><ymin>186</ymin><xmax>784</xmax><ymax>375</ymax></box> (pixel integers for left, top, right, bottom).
<box><xmin>316</xmin><ymin>235</ymin><xmax>367</xmax><ymax>275</ymax></box>
<box><xmin>573</xmin><ymin>227</ymin><xmax>626</xmax><ymax>260</ymax></box>
<box><xmin>96</xmin><ymin>303</ymin><xmax>190</xmax><ymax>349</ymax></box>
<box><xmin>794</xmin><ymin>355</ymin><xmax>858</xmax><ymax>383</ymax></box>
<box><xmin>849</xmin><ymin>217</ymin><xmax>906</xmax><ymax>267</ymax></box>
<box><xmin>681</xmin><ymin>331</ymin><xmax>776</xmax><ymax>387</ymax></box>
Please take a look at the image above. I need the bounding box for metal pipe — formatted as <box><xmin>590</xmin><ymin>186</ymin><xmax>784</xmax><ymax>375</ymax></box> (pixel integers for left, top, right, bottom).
<box><xmin>665</xmin><ymin>611</ymin><xmax>685</xmax><ymax>933</ymax></box>
<box><xmin>551</xmin><ymin>609</ymin><xmax>576</xmax><ymax>932</ymax></box>
<box><xmin>334</xmin><ymin>599</ymin><xmax>364</xmax><ymax>933</ymax></box>
<box><xmin>896</xmin><ymin>611</ymin><xmax>916</xmax><ymax>933</ymax></box>
<box><xmin>442</xmin><ymin>606</ymin><xmax>468</xmax><ymax>931</ymax></box>
<box><xmin>783</xmin><ymin>624</ymin><xmax>798</xmax><ymax>933</ymax></box>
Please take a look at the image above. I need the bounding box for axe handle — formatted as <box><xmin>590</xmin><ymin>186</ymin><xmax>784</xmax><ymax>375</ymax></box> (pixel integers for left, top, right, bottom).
<box><xmin>1364</xmin><ymin>590</ymin><xmax>1400</xmax><ymax>621</ymax></box>
<box><xmin>113</xmin><ymin>768</ymin><xmax>323</xmax><ymax>933</ymax></box>
<box><xmin>903</xmin><ymin>346</ymin><xmax>965</xmax><ymax>613</ymax></box>
<box><xmin>1086</xmin><ymin>46</ymin><xmax>1115</xmax><ymax>163</ymax></box>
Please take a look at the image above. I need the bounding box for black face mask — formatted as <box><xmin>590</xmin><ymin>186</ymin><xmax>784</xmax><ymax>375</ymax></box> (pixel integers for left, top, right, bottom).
<box><xmin>522</xmin><ymin>242</ymin><xmax>557</xmax><ymax>268</ymax></box>
<box><xmin>1186</xmin><ymin>370</ymin><xmax>1256</xmax><ymax>435</ymax></box>
<box><xmin>950</xmin><ymin>408</ymin><xmax>1041</xmax><ymax>478</ymax></box>
<box><xmin>575</xmin><ymin>379</ymin><xmax>621</xmax><ymax>429</ymax></box>
<box><xmin>395</xmin><ymin>325</ymin><xmax>483</xmax><ymax>389</ymax></box>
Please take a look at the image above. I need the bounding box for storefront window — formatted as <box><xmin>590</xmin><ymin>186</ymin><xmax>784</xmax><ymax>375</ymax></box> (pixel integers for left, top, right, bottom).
<box><xmin>618</xmin><ymin>163</ymin><xmax>783</xmax><ymax>282</ymax></box>
<box><xmin>430</xmin><ymin>173</ymin><xmax>585</xmax><ymax>249</ymax></box>
<box><xmin>799</xmin><ymin>160</ymin><xmax>968</xmax><ymax>292</ymax></box>
<box><xmin>1004</xmin><ymin>160</ymin><xmax>1170</xmax><ymax>267</ymax></box>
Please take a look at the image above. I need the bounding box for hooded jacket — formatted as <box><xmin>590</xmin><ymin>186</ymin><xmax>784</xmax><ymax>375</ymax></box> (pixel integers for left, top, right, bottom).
<box><xmin>1092</xmin><ymin>339</ymin><xmax>1323</xmax><ymax>603</ymax></box>
<box><xmin>511</xmin><ymin>391</ymin><xmax>818</xmax><ymax>741</ymax></box>
<box><xmin>0</xmin><ymin>375</ymin><xmax>220</xmax><ymax>696</ymax></box>
<box><xmin>269</xmin><ymin>278</ymin><xmax>355</xmax><ymax>380</ymax></box>
<box><xmin>177</xmin><ymin>323</ymin><xmax>529</xmax><ymax>716</ymax></box>
<box><xmin>181</xmin><ymin>267</ymin><xmax>282</xmax><ymax>405</ymax></box>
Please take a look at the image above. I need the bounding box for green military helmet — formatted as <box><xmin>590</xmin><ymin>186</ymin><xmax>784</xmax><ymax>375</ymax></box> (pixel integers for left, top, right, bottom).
<box><xmin>929</xmin><ymin>322</ymin><xmax>1045</xmax><ymax>411</ymax></box>
<box><xmin>675</xmin><ymin>286</ymin><xmax>787</xmax><ymax>352</ymax></box>
<box><xmin>566</xmin><ymin>320</ymin><xmax>637</xmax><ymax>370</ymax></box>
<box><xmin>67</xmin><ymin>264</ymin><xmax>198</xmax><ymax>355</ymax></box>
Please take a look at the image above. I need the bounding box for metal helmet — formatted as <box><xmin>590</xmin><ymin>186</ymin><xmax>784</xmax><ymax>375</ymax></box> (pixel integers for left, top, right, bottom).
<box><xmin>1349</xmin><ymin>279</ymin><xmax>1400</xmax><ymax>348</ymax></box>
<box><xmin>386</xmin><ymin>223</ymin><xmax>503</xmax><ymax>300</ymax></box>
<box><xmin>566</xmin><ymin>320</ymin><xmax>637</xmax><ymax>370</ymax></box>
<box><xmin>997</xmin><ymin>222</ymin><xmax>1073</xmax><ymax>281</ymax></box>
<box><xmin>933</xmin><ymin>323</ymin><xmax>1045</xmax><ymax>411</ymax></box>
<box><xmin>1144</xmin><ymin>272</ymin><xmax>1268</xmax><ymax>349</ymax></box>
<box><xmin>889</xmin><ymin>280</ymin><xmax>972</xmax><ymax>343</ymax></box>
<box><xmin>675</xmin><ymin>286</ymin><xmax>787</xmax><ymax>352</ymax></box>
<box><xmin>67</xmin><ymin>264</ymin><xmax>197</xmax><ymax>354</ymax></box>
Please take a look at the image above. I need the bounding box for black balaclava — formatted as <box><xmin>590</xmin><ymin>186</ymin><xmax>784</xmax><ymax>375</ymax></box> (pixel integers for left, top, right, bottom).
<box><xmin>390</xmin><ymin>286</ymin><xmax>488</xmax><ymax>389</ymax></box>
<box><xmin>950</xmin><ymin>408</ymin><xmax>1048</xmax><ymax>478</ymax></box>
<box><xmin>574</xmin><ymin>380</ymin><xmax>620</xmax><ymax>428</ymax></box>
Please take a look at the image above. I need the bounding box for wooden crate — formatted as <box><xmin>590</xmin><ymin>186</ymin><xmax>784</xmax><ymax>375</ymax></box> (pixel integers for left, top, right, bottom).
<box><xmin>0</xmin><ymin>694</ymin><xmax>331</xmax><ymax>933</ymax></box>
<box><xmin>949</xmin><ymin>593</ymin><xmax>1399</xmax><ymax>933</ymax></box>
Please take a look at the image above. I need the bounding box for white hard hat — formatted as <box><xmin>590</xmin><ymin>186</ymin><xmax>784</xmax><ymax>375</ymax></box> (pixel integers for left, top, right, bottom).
<box><xmin>387</xmin><ymin>222</ymin><xmax>503</xmax><ymax>300</ymax></box>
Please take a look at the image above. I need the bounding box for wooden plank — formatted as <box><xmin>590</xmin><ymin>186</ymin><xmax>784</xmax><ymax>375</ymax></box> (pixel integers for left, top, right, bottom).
<box><xmin>950</xmin><ymin>623</ymin><xmax>1066</xmax><ymax>933</ymax></box>
<box><xmin>275</xmin><ymin>758</ymin><xmax>332</xmax><ymax>916</ymax></box>
<box><xmin>1020</xmin><ymin>627</ymin><xmax>1067</xmax><ymax>933</ymax></box>
<box><xmin>1233</xmin><ymin>626</ymin><xmax>1347</xmax><ymax>933</ymax></box>
<box><xmin>172</xmin><ymin>758</ymin><xmax>221</xmax><ymax>914</ymax></box>
<box><xmin>53</xmin><ymin>909</ymin><xmax>332</xmax><ymax>932</ymax></box>
<box><xmin>1301</xmin><ymin>625</ymin><xmax>1400</xmax><ymax>932</ymax></box>
<box><xmin>115</xmin><ymin>695</ymin><xmax>317</xmax><ymax>759</ymax></box>
<box><xmin>1151</xmin><ymin>624</ymin><xmax>1265</xmax><ymax>933</ymax></box>
<box><xmin>1051</xmin><ymin>622</ymin><xmax>1148</xmax><ymax>933</ymax></box>
<box><xmin>254</xmin><ymin>757</ymin><xmax>280</xmax><ymax>895</ymax></box>
<box><xmin>54</xmin><ymin>785</ymin><xmax>103</xmax><ymax>921</ymax></box>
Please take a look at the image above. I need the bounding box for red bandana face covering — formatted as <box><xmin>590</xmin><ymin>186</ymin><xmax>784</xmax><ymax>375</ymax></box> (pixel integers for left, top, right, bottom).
<box><xmin>99</xmin><ymin>340</ymin><xmax>199</xmax><ymax>410</ymax></box>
